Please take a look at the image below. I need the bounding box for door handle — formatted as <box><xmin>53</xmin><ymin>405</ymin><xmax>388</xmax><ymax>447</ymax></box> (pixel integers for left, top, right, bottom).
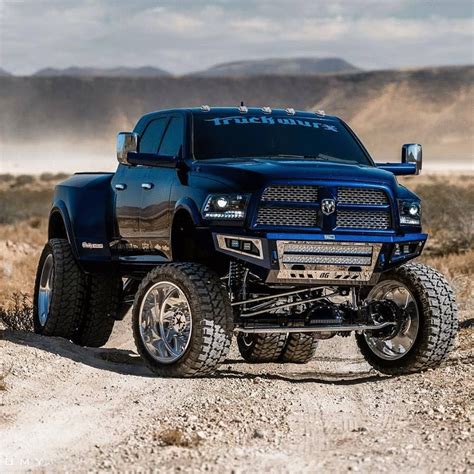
<box><xmin>115</xmin><ymin>183</ymin><xmax>126</xmax><ymax>191</ymax></box>
<box><xmin>141</xmin><ymin>183</ymin><xmax>153</xmax><ymax>190</ymax></box>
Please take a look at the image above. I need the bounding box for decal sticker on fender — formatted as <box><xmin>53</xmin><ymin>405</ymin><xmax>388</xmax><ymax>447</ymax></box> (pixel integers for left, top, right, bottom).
<box><xmin>82</xmin><ymin>242</ymin><xmax>104</xmax><ymax>249</ymax></box>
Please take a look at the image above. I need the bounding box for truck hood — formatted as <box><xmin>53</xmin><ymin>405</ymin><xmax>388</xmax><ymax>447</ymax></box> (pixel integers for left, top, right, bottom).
<box><xmin>191</xmin><ymin>157</ymin><xmax>399</xmax><ymax>192</ymax></box>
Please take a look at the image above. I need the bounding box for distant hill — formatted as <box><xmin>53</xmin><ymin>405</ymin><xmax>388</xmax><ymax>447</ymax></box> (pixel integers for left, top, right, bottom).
<box><xmin>193</xmin><ymin>57</ymin><xmax>360</xmax><ymax>77</ymax></box>
<box><xmin>0</xmin><ymin>65</ymin><xmax>472</xmax><ymax>162</ymax></box>
<box><xmin>0</xmin><ymin>68</ymin><xmax>12</xmax><ymax>77</ymax></box>
<box><xmin>33</xmin><ymin>66</ymin><xmax>170</xmax><ymax>77</ymax></box>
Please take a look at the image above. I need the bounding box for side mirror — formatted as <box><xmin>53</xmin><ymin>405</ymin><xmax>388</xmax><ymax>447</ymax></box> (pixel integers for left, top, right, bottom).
<box><xmin>401</xmin><ymin>144</ymin><xmax>422</xmax><ymax>175</ymax></box>
<box><xmin>117</xmin><ymin>132</ymin><xmax>138</xmax><ymax>164</ymax></box>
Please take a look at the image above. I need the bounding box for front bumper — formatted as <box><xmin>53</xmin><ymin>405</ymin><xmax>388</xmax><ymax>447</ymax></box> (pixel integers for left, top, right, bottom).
<box><xmin>213</xmin><ymin>231</ymin><xmax>427</xmax><ymax>285</ymax></box>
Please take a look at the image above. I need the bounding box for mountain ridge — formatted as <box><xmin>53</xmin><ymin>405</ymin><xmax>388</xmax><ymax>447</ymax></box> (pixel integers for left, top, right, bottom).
<box><xmin>0</xmin><ymin>65</ymin><xmax>472</xmax><ymax>161</ymax></box>
<box><xmin>192</xmin><ymin>57</ymin><xmax>360</xmax><ymax>77</ymax></box>
<box><xmin>34</xmin><ymin>66</ymin><xmax>170</xmax><ymax>77</ymax></box>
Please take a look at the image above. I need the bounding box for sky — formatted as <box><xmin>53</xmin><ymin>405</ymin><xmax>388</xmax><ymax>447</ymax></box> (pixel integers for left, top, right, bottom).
<box><xmin>0</xmin><ymin>0</ymin><xmax>473</xmax><ymax>75</ymax></box>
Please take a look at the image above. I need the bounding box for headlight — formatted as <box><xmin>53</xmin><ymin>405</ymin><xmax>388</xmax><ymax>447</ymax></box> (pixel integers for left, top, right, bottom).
<box><xmin>202</xmin><ymin>194</ymin><xmax>250</xmax><ymax>220</ymax></box>
<box><xmin>399</xmin><ymin>200</ymin><xmax>421</xmax><ymax>226</ymax></box>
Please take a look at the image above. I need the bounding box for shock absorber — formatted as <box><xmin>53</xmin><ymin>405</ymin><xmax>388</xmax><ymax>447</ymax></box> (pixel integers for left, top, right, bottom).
<box><xmin>228</xmin><ymin>260</ymin><xmax>247</xmax><ymax>302</ymax></box>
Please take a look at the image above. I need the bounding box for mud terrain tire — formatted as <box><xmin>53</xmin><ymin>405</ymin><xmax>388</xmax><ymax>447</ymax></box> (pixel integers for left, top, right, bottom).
<box><xmin>356</xmin><ymin>263</ymin><xmax>458</xmax><ymax>375</ymax></box>
<box><xmin>33</xmin><ymin>238</ymin><xmax>86</xmax><ymax>338</ymax></box>
<box><xmin>73</xmin><ymin>274</ymin><xmax>122</xmax><ymax>347</ymax></box>
<box><xmin>280</xmin><ymin>333</ymin><xmax>319</xmax><ymax>363</ymax></box>
<box><xmin>132</xmin><ymin>263</ymin><xmax>233</xmax><ymax>377</ymax></box>
<box><xmin>237</xmin><ymin>333</ymin><xmax>287</xmax><ymax>362</ymax></box>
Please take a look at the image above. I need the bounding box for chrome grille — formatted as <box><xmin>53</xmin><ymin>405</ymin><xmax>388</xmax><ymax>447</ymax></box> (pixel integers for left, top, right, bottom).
<box><xmin>257</xmin><ymin>207</ymin><xmax>318</xmax><ymax>227</ymax></box>
<box><xmin>337</xmin><ymin>210</ymin><xmax>391</xmax><ymax>229</ymax></box>
<box><xmin>337</xmin><ymin>187</ymin><xmax>389</xmax><ymax>205</ymax></box>
<box><xmin>261</xmin><ymin>185</ymin><xmax>319</xmax><ymax>203</ymax></box>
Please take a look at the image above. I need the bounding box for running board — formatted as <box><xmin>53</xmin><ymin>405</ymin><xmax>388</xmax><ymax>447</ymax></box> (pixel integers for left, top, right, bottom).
<box><xmin>234</xmin><ymin>322</ymin><xmax>395</xmax><ymax>334</ymax></box>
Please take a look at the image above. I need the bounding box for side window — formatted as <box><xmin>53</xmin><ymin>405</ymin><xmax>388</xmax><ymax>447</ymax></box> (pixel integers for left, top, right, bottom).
<box><xmin>139</xmin><ymin>118</ymin><xmax>168</xmax><ymax>153</ymax></box>
<box><xmin>158</xmin><ymin>116</ymin><xmax>184</xmax><ymax>157</ymax></box>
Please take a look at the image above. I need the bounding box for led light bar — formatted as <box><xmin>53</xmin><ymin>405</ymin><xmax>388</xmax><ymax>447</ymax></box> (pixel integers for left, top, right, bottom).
<box><xmin>284</xmin><ymin>243</ymin><xmax>373</xmax><ymax>255</ymax></box>
<box><xmin>282</xmin><ymin>254</ymin><xmax>372</xmax><ymax>266</ymax></box>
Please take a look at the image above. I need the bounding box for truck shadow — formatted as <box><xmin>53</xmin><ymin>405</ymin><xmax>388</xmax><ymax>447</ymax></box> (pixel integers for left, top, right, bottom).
<box><xmin>2</xmin><ymin>329</ymin><xmax>388</xmax><ymax>385</ymax></box>
<box><xmin>1</xmin><ymin>329</ymin><xmax>154</xmax><ymax>377</ymax></box>
<box><xmin>215</xmin><ymin>364</ymin><xmax>387</xmax><ymax>385</ymax></box>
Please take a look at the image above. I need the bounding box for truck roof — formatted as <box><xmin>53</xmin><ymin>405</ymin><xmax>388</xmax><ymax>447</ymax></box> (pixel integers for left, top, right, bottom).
<box><xmin>138</xmin><ymin>106</ymin><xmax>340</xmax><ymax>121</ymax></box>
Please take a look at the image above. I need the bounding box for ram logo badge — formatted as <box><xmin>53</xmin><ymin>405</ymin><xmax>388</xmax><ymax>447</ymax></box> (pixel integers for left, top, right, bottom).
<box><xmin>321</xmin><ymin>198</ymin><xmax>336</xmax><ymax>216</ymax></box>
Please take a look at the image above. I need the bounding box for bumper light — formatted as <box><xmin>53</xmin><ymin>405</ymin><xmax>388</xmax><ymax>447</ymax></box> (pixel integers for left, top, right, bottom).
<box><xmin>216</xmin><ymin>235</ymin><xmax>263</xmax><ymax>259</ymax></box>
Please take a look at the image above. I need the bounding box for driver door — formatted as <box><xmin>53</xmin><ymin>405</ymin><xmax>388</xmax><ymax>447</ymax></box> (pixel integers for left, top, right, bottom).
<box><xmin>112</xmin><ymin>117</ymin><xmax>168</xmax><ymax>244</ymax></box>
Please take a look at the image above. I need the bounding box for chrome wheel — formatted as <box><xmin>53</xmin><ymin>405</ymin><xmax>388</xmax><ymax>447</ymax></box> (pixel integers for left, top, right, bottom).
<box><xmin>364</xmin><ymin>280</ymin><xmax>419</xmax><ymax>360</ymax></box>
<box><xmin>138</xmin><ymin>281</ymin><xmax>192</xmax><ymax>364</ymax></box>
<box><xmin>38</xmin><ymin>254</ymin><xmax>54</xmax><ymax>326</ymax></box>
<box><xmin>241</xmin><ymin>334</ymin><xmax>254</xmax><ymax>347</ymax></box>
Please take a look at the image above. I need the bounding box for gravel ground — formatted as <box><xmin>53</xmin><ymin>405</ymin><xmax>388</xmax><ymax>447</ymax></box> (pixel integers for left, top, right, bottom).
<box><xmin>0</xmin><ymin>313</ymin><xmax>472</xmax><ymax>473</ymax></box>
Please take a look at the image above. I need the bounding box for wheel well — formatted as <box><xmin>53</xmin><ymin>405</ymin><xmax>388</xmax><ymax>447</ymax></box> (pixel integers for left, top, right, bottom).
<box><xmin>48</xmin><ymin>211</ymin><xmax>68</xmax><ymax>240</ymax></box>
<box><xmin>171</xmin><ymin>209</ymin><xmax>218</xmax><ymax>267</ymax></box>
<box><xmin>171</xmin><ymin>210</ymin><xmax>199</xmax><ymax>262</ymax></box>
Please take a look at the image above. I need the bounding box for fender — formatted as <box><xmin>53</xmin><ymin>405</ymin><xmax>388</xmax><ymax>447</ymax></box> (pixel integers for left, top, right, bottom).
<box><xmin>50</xmin><ymin>173</ymin><xmax>116</xmax><ymax>271</ymax></box>
<box><xmin>48</xmin><ymin>202</ymin><xmax>77</xmax><ymax>256</ymax></box>
<box><xmin>173</xmin><ymin>196</ymin><xmax>203</xmax><ymax>227</ymax></box>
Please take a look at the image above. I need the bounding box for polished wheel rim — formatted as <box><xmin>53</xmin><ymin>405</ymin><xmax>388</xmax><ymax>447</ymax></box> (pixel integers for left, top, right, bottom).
<box><xmin>364</xmin><ymin>280</ymin><xmax>419</xmax><ymax>360</ymax></box>
<box><xmin>38</xmin><ymin>254</ymin><xmax>54</xmax><ymax>326</ymax></box>
<box><xmin>139</xmin><ymin>281</ymin><xmax>192</xmax><ymax>364</ymax></box>
<box><xmin>241</xmin><ymin>334</ymin><xmax>254</xmax><ymax>348</ymax></box>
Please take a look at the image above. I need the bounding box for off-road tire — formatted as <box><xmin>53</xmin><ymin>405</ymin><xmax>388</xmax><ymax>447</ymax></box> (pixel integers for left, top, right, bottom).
<box><xmin>73</xmin><ymin>274</ymin><xmax>122</xmax><ymax>347</ymax></box>
<box><xmin>132</xmin><ymin>263</ymin><xmax>233</xmax><ymax>377</ymax></box>
<box><xmin>356</xmin><ymin>263</ymin><xmax>458</xmax><ymax>375</ymax></box>
<box><xmin>33</xmin><ymin>238</ymin><xmax>86</xmax><ymax>338</ymax></box>
<box><xmin>237</xmin><ymin>332</ymin><xmax>287</xmax><ymax>363</ymax></box>
<box><xmin>280</xmin><ymin>333</ymin><xmax>319</xmax><ymax>363</ymax></box>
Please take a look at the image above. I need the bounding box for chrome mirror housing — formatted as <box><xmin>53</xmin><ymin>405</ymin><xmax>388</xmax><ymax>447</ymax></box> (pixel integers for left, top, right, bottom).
<box><xmin>401</xmin><ymin>144</ymin><xmax>422</xmax><ymax>175</ymax></box>
<box><xmin>117</xmin><ymin>132</ymin><xmax>138</xmax><ymax>164</ymax></box>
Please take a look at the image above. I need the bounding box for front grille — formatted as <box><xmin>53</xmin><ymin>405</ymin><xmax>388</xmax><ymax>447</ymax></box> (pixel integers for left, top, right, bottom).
<box><xmin>261</xmin><ymin>185</ymin><xmax>319</xmax><ymax>203</ymax></box>
<box><xmin>256</xmin><ymin>184</ymin><xmax>392</xmax><ymax>231</ymax></box>
<box><xmin>336</xmin><ymin>210</ymin><xmax>391</xmax><ymax>229</ymax></box>
<box><xmin>337</xmin><ymin>187</ymin><xmax>389</xmax><ymax>205</ymax></box>
<box><xmin>257</xmin><ymin>206</ymin><xmax>318</xmax><ymax>227</ymax></box>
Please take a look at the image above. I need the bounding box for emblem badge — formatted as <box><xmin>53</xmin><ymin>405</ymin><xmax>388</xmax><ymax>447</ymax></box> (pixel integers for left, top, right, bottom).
<box><xmin>321</xmin><ymin>199</ymin><xmax>336</xmax><ymax>216</ymax></box>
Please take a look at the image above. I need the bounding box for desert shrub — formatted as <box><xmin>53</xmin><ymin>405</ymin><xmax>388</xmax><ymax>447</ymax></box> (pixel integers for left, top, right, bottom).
<box><xmin>155</xmin><ymin>428</ymin><xmax>201</xmax><ymax>447</ymax></box>
<box><xmin>0</xmin><ymin>188</ymin><xmax>53</xmax><ymax>224</ymax></box>
<box><xmin>419</xmin><ymin>250</ymin><xmax>474</xmax><ymax>311</ymax></box>
<box><xmin>39</xmin><ymin>172</ymin><xmax>55</xmax><ymax>181</ymax></box>
<box><xmin>40</xmin><ymin>172</ymin><xmax>69</xmax><ymax>182</ymax></box>
<box><xmin>416</xmin><ymin>183</ymin><xmax>474</xmax><ymax>254</ymax></box>
<box><xmin>0</xmin><ymin>293</ymin><xmax>34</xmax><ymax>331</ymax></box>
<box><xmin>0</xmin><ymin>174</ymin><xmax>14</xmax><ymax>183</ymax></box>
<box><xmin>54</xmin><ymin>173</ymin><xmax>69</xmax><ymax>181</ymax></box>
<box><xmin>13</xmin><ymin>174</ymin><xmax>35</xmax><ymax>187</ymax></box>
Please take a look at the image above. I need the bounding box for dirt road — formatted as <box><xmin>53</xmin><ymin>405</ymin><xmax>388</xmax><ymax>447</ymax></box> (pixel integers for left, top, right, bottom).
<box><xmin>1</xmin><ymin>315</ymin><xmax>472</xmax><ymax>473</ymax></box>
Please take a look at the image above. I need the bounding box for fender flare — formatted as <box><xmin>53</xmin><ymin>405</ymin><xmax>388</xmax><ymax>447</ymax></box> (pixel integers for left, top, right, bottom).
<box><xmin>173</xmin><ymin>197</ymin><xmax>203</xmax><ymax>227</ymax></box>
<box><xmin>48</xmin><ymin>201</ymin><xmax>79</xmax><ymax>258</ymax></box>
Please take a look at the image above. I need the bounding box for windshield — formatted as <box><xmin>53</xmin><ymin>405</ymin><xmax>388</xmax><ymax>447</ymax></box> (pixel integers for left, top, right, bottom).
<box><xmin>192</xmin><ymin>113</ymin><xmax>372</xmax><ymax>165</ymax></box>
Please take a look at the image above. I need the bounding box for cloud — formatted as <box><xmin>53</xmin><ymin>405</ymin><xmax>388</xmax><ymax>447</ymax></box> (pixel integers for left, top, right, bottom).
<box><xmin>0</xmin><ymin>0</ymin><xmax>472</xmax><ymax>75</ymax></box>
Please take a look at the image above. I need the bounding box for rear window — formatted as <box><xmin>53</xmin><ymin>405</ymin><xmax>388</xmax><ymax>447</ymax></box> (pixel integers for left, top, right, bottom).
<box><xmin>192</xmin><ymin>113</ymin><xmax>371</xmax><ymax>165</ymax></box>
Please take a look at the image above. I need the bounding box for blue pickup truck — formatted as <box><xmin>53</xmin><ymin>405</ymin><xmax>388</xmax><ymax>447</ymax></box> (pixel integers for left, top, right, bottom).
<box><xmin>33</xmin><ymin>106</ymin><xmax>457</xmax><ymax>377</ymax></box>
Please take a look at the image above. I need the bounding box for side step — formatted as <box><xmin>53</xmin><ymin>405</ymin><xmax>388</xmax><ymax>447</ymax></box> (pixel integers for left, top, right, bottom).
<box><xmin>234</xmin><ymin>322</ymin><xmax>394</xmax><ymax>334</ymax></box>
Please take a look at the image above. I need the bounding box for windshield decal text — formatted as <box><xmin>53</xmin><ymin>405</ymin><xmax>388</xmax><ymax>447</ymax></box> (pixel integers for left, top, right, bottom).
<box><xmin>205</xmin><ymin>116</ymin><xmax>338</xmax><ymax>132</ymax></box>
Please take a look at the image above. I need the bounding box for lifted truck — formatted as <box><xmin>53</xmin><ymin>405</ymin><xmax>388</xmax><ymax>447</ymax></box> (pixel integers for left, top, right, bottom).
<box><xmin>34</xmin><ymin>106</ymin><xmax>458</xmax><ymax>377</ymax></box>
